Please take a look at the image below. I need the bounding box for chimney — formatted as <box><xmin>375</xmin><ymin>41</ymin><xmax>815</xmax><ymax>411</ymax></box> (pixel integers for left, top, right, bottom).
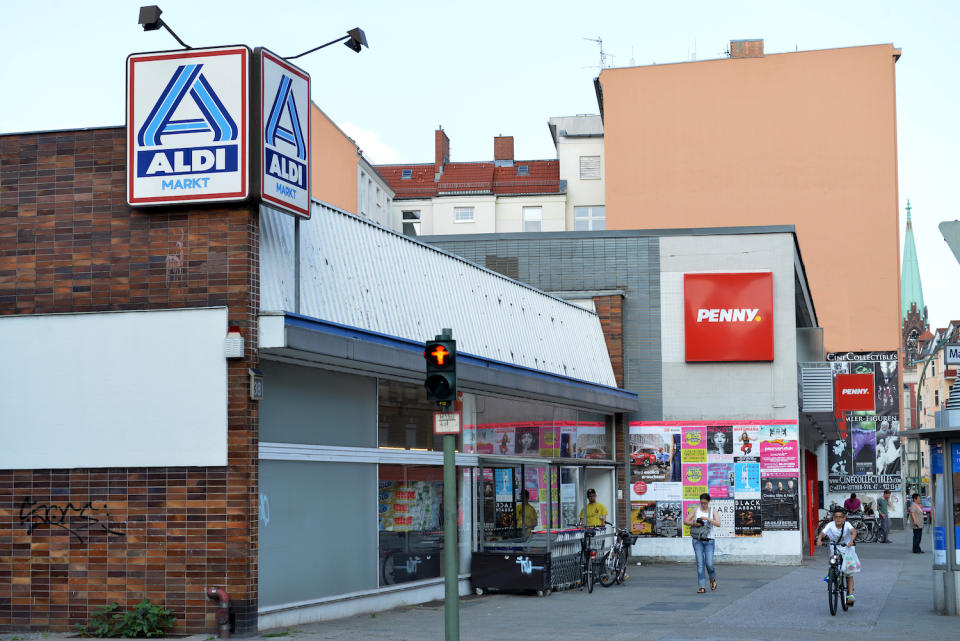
<box><xmin>729</xmin><ymin>39</ymin><xmax>764</xmax><ymax>58</ymax></box>
<box><xmin>434</xmin><ymin>127</ymin><xmax>450</xmax><ymax>176</ymax></box>
<box><xmin>494</xmin><ymin>135</ymin><xmax>514</xmax><ymax>163</ymax></box>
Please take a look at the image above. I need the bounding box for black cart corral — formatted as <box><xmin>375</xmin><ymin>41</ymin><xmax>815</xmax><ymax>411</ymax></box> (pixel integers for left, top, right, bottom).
<box><xmin>471</xmin><ymin>528</ymin><xmax>588</xmax><ymax>595</ymax></box>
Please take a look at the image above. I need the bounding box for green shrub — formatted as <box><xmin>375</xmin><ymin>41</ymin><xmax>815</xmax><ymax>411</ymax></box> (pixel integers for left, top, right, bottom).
<box><xmin>75</xmin><ymin>600</ymin><xmax>176</xmax><ymax>638</ymax></box>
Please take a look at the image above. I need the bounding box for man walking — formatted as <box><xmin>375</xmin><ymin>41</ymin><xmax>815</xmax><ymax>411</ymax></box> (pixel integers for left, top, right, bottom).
<box><xmin>908</xmin><ymin>493</ymin><xmax>924</xmax><ymax>553</ymax></box>
<box><xmin>877</xmin><ymin>489</ymin><xmax>891</xmax><ymax>543</ymax></box>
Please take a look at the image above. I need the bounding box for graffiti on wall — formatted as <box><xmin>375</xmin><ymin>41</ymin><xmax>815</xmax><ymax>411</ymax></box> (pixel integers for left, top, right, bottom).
<box><xmin>18</xmin><ymin>497</ymin><xmax>125</xmax><ymax>544</ymax></box>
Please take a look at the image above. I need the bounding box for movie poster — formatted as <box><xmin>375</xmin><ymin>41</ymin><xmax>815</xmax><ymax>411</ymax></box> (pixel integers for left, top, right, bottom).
<box><xmin>735</xmin><ymin>499</ymin><xmax>762</xmax><ymax>536</ymax></box>
<box><xmin>631</xmin><ymin>501</ymin><xmax>657</xmax><ymax>536</ymax></box>
<box><xmin>656</xmin><ymin>501</ymin><xmax>682</xmax><ymax>538</ymax></box>
<box><xmin>713</xmin><ymin>499</ymin><xmax>736</xmax><ymax>538</ymax></box>
<box><xmin>761</xmin><ymin>476</ymin><xmax>799</xmax><ymax>530</ymax></box>
<box><xmin>826</xmin><ymin>351</ymin><xmax>902</xmax><ymax>492</ymax></box>
<box><xmin>733</xmin><ymin>425</ymin><xmax>760</xmax><ymax>461</ymax></box>
<box><xmin>707</xmin><ymin>463</ymin><xmax>734</xmax><ymax>498</ymax></box>
<box><xmin>734</xmin><ymin>461</ymin><xmax>761</xmax><ymax>498</ymax></box>
<box><xmin>706</xmin><ymin>425</ymin><xmax>734</xmax><ymax>462</ymax></box>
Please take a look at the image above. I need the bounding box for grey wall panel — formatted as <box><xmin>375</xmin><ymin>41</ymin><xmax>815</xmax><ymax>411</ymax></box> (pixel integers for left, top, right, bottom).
<box><xmin>426</xmin><ymin>235</ymin><xmax>663</xmax><ymax>421</ymax></box>
<box><xmin>260</xmin><ymin>361</ymin><xmax>377</xmax><ymax>447</ymax></box>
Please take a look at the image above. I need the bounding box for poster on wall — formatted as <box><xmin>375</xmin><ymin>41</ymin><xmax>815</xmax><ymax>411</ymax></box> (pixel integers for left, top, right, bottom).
<box><xmin>761</xmin><ymin>476</ymin><xmax>799</xmax><ymax>530</ymax></box>
<box><xmin>706</xmin><ymin>425</ymin><xmax>734</xmax><ymax>462</ymax></box>
<box><xmin>707</xmin><ymin>462</ymin><xmax>734</xmax><ymax>498</ymax></box>
<box><xmin>515</xmin><ymin>425</ymin><xmax>540</xmax><ymax>456</ymax></box>
<box><xmin>713</xmin><ymin>499</ymin><xmax>736</xmax><ymax>538</ymax></box>
<box><xmin>734</xmin><ymin>461</ymin><xmax>761</xmax><ymax>498</ymax></box>
<box><xmin>656</xmin><ymin>501</ymin><xmax>682</xmax><ymax>538</ymax></box>
<box><xmin>681</xmin><ymin>500</ymin><xmax>698</xmax><ymax>538</ymax></box>
<box><xmin>758</xmin><ymin>424</ymin><xmax>799</xmax><ymax>473</ymax></box>
<box><xmin>576</xmin><ymin>422</ymin><xmax>609</xmax><ymax>459</ymax></box>
<box><xmin>681</xmin><ymin>426</ymin><xmax>707</xmax><ymax>463</ymax></box>
<box><xmin>827</xmin><ymin>351</ymin><xmax>902</xmax><ymax>492</ymax></box>
<box><xmin>559</xmin><ymin>424</ymin><xmax>577</xmax><ymax>458</ymax></box>
<box><xmin>733</xmin><ymin>425</ymin><xmax>760</xmax><ymax>461</ymax></box>
<box><xmin>629</xmin><ymin>423</ymin><xmax>678</xmax><ymax>483</ymax></box>
<box><xmin>735</xmin><ymin>499</ymin><xmax>762</xmax><ymax>536</ymax></box>
<box><xmin>683</xmin><ymin>463</ymin><xmax>708</xmax><ymax>500</ymax></box>
<box><xmin>631</xmin><ymin>501</ymin><xmax>657</xmax><ymax>536</ymax></box>
<box><xmin>539</xmin><ymin>425</ymin><xmax>559</xmax><ymax>457</ymax></box>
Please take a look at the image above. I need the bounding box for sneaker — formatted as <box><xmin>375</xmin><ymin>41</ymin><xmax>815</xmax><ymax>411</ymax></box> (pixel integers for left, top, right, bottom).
<box><xmin>846</xmin><ymin>594</ymin><xmax>855</xmax><ymax>606</ymax></box>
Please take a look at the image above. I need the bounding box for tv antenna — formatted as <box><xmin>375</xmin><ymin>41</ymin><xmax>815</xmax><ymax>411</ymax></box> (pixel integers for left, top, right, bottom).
<box><xmin>583</xmin><ymin>36</ymin><xmax>613</xmax><ymax>70</ymax></box>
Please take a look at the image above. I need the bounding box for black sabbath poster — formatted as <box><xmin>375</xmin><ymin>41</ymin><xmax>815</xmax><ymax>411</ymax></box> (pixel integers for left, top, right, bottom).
<box><xmin>826</xmin><ymin>352</ymin><xmax>902</xmax><ymax>492</ymax></box>
<box><xmin>734</xmin><ymin>499</ymin><xmax>762</xmax><ymax>537</ymax></box>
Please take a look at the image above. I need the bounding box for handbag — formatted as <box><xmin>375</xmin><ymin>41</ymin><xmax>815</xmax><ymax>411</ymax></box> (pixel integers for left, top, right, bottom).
<box><xmin>689</xmin><ymin>520</ymin><xmax>711</xmax><ymax>540</ymax></box>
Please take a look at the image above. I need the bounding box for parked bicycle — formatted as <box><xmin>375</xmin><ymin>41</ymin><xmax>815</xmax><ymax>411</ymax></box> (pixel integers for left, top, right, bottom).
<box><xmin>571</xmin><ymin>522</ymin><xmax>606</xmax><ymax>593</ymax></box>
<box><xmin>598</xmin><ymin>521</ymin><xmax>635</xmax><ymax>587</ymax></box>
<box><xmin>824</xmin><ymin>540</ymin><xmax>850</xmax><ymax>616</ymax></box>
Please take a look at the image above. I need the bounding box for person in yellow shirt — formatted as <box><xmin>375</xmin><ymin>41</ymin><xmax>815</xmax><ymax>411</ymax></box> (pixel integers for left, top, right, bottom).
<box><xmin>579</xmin><ymin>488</ymin><xmax>609</xmax><ymax>527</ymax></box>
<box><xmin>515</xmin><ymin>489</ymin><xmax>539</xmax><ymax>537</ymax></box>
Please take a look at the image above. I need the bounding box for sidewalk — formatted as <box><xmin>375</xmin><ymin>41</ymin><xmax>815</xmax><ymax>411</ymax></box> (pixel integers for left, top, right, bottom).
<box><xmin>4</xmin><ymin>528</ymin><xmax>953</xmax><ymax>641</ymax></box>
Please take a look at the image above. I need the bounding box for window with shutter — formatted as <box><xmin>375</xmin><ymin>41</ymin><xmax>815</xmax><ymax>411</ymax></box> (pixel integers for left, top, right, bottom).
<box><xmin>579</xmin><ymin>155</ymin><xmax>601</xmax><ymax>180</ymax></box>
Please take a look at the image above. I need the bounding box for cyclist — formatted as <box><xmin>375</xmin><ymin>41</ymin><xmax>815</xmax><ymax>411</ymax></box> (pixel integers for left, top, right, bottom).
<box><xmin>816</xmin><ymin>507</ymin><xmax>859</xmax><ymax>605</ymax></box>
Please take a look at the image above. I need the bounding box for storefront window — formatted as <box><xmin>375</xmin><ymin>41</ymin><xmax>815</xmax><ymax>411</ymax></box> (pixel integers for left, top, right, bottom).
<box><xmin>479</xmin><ymin>463</ymin><xmax>557</xmax><ymax>550</ymax></box>
<box><xmin>378</xmin><ymin>464</ymin><xmax>474</xmax><ymax>586</ymax></box>
<box><xmin>378</xmin><ymin>380</ymin><xmax>461</xmax><ymax>452</ymax></box>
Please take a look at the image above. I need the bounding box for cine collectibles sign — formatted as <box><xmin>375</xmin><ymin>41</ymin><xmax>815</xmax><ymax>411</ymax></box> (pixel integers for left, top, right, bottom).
<box><xmin>684</xmin><ymin>272</ymin><xmax>774</xmax><ymax>362</ymax></box>
<box><xmin>127</xmin><ymin>46</ymin><xmax>250</xmax><ymax>205</ymax></box>
<box><xmin>127</xmin><ymin>46</ymin><xmax>311</xmax><ymax>217</ymax></box>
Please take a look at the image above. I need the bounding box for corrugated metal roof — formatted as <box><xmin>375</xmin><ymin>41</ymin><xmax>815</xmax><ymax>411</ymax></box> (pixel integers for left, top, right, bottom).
<box><xmin>260</xmin><ymin>201</ymin><xmax>618</xmax><ymax>387</ymax></box>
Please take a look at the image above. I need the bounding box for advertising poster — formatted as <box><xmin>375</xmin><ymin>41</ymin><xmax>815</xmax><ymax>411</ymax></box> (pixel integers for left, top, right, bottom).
<box><xmin>515</xmin><ymin>425</ymin><xmax>539</xmax><ymax>456</ymax></box>
<box><xmin>681</xmin><ymin>426</ymin><xmax>707</xmax><ymax>463</ymax></box>
<box><xmin>629</xmin><ymin>423</ymin><xmax>677</xmax><ymax>483</ymax></box>
<box><xmin>733</xmin><ymin>425</ymin><xmax>760</xmax><ymax>461</ymax></box>
<box><xmin>851</xmin><ymin>417</ymin><xmax>877</xmax><ymax>475</ymax></box>
<box><xmin>559</xmin><ymin>424</ymin><xmax>577</xmax><ymax>458</ymax></box>
<box><xmin>713</xmin><ymin>499</ymin><xmax>736</xmax><ymax>538</ymax></box>
<box><xmin>378</xmin><ymin>481</ymin><xmax>442</xmax><ymax>532</ymax></box>
<box><xmin>634</xmin><ymin>482</ymin><xmax>682</xmax><ymax>502</ymax></box>
<box><xmin>683</xmin><ymin>463</ymin><xmax>708</xmax><ymax>500</ymax></box>
<box><xmin>758</xmin><ymin>424</ymin><xmax>799</xmax><ymax>472</ymax></box>
<box><xmin>761</xmin><ymin>476</ymin><xmax>799</xmax><ymax>530</ymax></box>
<box><xmin>707</xmin><ymin>462</ymin><xmax>734</xmax><ymax>498</ymax></box>
<box><xmin>681</xmin><ymin>500</ymin><xmax>699</xmax><ymax>538</ymax></box>
<box><xmin>631</xmin><ymin>501</ymin><xmax>658</xmax><ymax>536</ymax></box>
<box><xmin>475</xmin><ymin>428</ymin><xmax>495</xmax><ymax>454</ymax></box>
<box><xmin>494</xmin><ymin>427</ymin><xmax>515</xmax><ymax>456</ymax></box>
<box><xmin>706</xmin><ymin>425</ymin><xmax>734</xmax><ymax>462</ymax></box>
<box><xmin>576</xmin><ymin>422</ymin><xmax>609</xmax><ymax>459</ymax></box>
<box><xmin>934</xmin><ymin>527</ymin><xmax>946</xmax><ymax>566</ymax></box>
<box><xmin>539</xmin><ymin>425</ymin><xmax>559</xmax><ymax>458</ymax></box>
<box><xmin>826</xmin><ymin>351</ymin><xmax>902</xmax><ymax>492</ymax></box>
<box><xmin>494</xmin><ymin>468</ymin><xmax>513</xmax><ymax>502</ymax></box>
<box><xmin>656</xmin><ymin>501</ymin><xmax>682</xmax><ymax>538</ymax></box>
<box><xmin>734</xmin><ymin>461</ymin><xmax>761</xmax><ymax>498</ymax></box>
<box><xmin>462</xmin><ymin>425</ymin><xmax>477</xmax><ymax>454</ymax></box>
<box><xmin>734</xmin><ymin>499</ymin><xmax>762</xmax><ymax>536</ymax></box>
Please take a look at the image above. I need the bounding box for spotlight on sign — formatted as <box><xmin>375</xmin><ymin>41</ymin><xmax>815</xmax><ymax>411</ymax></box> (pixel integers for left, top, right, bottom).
<box><xmin>137</xmin><ymin>5</ymin><xmax>192</xmax><ymax>48</ymax></box>
<box><xmin>344</xmin><ymin>28</ymin><xmax>368</xmax><ymax>53</ymax></box>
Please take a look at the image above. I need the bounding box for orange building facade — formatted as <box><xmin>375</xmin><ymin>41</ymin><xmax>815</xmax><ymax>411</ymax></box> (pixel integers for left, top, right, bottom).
<box><xmin>598</xmin><ymin>42</ymin><xmax>901</xmax><ymax>354</ymax></box>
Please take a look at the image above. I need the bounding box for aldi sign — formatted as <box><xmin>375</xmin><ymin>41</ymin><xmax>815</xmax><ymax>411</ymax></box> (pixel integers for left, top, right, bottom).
<box><xmin>258</xmin><ymin>49</ymin><xmax>311</xmax><ymax>217</ymax></box>
<box><xmin>127</xmin><ymin>46</ymin><xmax>249</xmax><ymax>205</ymax></box>
<box><xmin>684</xmin><ymin>272</ymin><xmax>774</xmax><ymax>362</ymax></box>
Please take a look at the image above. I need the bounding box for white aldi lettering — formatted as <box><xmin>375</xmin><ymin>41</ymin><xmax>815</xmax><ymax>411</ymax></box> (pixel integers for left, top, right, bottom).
<box><xmin>259</xmin><ymin>49</ymin><xmax>311</xmax><ymax>218</ymax></box>
<box><xmin>127</xmin><ymin>46</ymin><xmax>249</xmax><ymax>206</ymax></box>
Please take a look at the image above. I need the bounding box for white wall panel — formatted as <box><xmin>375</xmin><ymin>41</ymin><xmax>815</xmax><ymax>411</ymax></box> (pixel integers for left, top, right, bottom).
<box><xmin>0</xmin><ymin>308</ymin><xmax>228</xmax><ymax>469</ymax></box>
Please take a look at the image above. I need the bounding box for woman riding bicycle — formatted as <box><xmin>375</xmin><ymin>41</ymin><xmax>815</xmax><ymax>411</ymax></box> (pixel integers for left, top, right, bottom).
<box><xmin>816</xmin><ymin>507</ymin><xmax>859</xmax><ymax>605</ymax></box>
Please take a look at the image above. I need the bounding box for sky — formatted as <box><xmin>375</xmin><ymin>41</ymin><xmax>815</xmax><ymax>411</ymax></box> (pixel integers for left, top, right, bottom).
<box><xmin>2</xmin><ymin>0</ymin><xmax>958</xmax><ymax>329</ymax></box>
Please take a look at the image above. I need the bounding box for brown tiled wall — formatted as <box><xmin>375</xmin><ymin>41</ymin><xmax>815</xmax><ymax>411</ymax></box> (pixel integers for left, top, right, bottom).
<box><xmin>0</xmin><ymin>128</ymin><xmax>260</xmax><ymax>634</ymax></box>
<box><xmin>593</xmin><ymin>295</ymin><xmax>624</xmax><ymax>388</ymax></box>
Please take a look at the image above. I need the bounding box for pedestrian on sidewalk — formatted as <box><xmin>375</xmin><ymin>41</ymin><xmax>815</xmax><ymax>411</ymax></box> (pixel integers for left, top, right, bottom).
<box><xmin>877</xmin><ymin>489</ymin><xmax>891</xmax><ymax>543</ymax></box>
<box><xmin>908</xmin><ymin>493</ymin><xmax>924</xmax><ymax>553</ymax></box>
<box><xmin>683</xmin><ymin>493</ymin><xmax>720</xmax><ymax>594</ymax></box>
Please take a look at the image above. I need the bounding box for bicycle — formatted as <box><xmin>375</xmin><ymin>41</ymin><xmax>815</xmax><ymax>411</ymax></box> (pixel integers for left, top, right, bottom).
<box><xmin>573</xmin><ymin>522</ymin><xmax>604</xmax><ymax>593</ymax></box>
<box><xmin>598</xmin><ymin>521</ymin><xmax>635</xmax><ymax>587</ymax></box>
<box><xmin>824</xmin><ymin>540</ymin><xmax>849</xmax><ymax>616</ymax></box>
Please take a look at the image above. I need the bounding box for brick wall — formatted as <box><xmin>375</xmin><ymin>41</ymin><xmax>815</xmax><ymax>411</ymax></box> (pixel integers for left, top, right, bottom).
<box><xmin>0</xmin><ymin>128</ymin><xmax>260</xmax><ymax>634</ymax></box>
<box><xmin>594</xmin><ymin>295</ymin><xmax>624</xmax><ymax>388</ymax></box>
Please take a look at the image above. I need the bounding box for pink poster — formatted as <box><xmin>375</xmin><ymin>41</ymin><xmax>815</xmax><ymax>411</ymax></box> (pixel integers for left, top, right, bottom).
<box><xmin>759</xmin><ymin>424</ymin><xmax>799</xmax><ymax>472</ymax></box>
<box><xmin>681</xmin><ymin>426</ymin><xmax>707</xmax><ymax>463</ymax></box>
<box><xmin>682</xmin><ymin>463</ymin><xmax>707</xmax><ymax>500</ymax></box>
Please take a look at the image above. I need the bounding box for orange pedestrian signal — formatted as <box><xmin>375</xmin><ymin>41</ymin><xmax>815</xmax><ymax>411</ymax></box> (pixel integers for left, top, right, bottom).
<box><xmin>424</xmin><ymin>337</ymin><xmax>456</xmax><ymax>409</ymax></box>
<box><xmin>429</xmin><ymin>345</ymin><xmax>450</xmax><ymax>366</ymax></box>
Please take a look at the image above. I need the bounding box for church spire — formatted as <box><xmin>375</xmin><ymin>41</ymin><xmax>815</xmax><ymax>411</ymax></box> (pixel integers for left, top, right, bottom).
<box><xmin>901</xmin><ymin>198</ymin><xmax>925</xmax><ymax>321</ymax></box>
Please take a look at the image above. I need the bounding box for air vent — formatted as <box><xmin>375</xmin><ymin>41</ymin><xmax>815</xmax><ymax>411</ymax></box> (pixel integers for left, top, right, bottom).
<box><xmin>517</xmin><ymin>165</ymin><xmax>530</xmax><ymax>176</ymax></box>
<box><xmin>401</xmin><ymin>169</ymin><xmax>413</xmax><ymax>179</ymax></box>
<box><xmin>801</xmin><ymin>367</ymin><xmax>833</xmax><ymax>412</ymax></box>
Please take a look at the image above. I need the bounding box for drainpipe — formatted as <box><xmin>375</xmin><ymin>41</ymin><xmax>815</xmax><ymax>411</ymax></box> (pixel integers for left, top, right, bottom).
<box><xmin>206</xmin><ymin>587</ymin><xmax>231</xmax><ymax>638</ymax></box>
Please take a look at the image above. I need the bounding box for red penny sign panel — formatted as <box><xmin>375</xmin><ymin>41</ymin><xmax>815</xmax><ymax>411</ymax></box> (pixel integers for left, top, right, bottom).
<box><xmin>684</xmin><ymin>272</ymin><xmax>774</xmax><ymax>362</ymax></box>
<box><xmin>835</xmin><ymin>373</ymin><xmax>875</xmax><ymax>412</ymax></box>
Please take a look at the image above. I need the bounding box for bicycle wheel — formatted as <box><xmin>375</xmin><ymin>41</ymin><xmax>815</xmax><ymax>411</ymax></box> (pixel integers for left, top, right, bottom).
<box><xmin>587</xmin><ymin>562</ymin><xmax>595</xmax><ymax>593</ymax></box>
<box><xmin>814</xmin><ymin>519</ymin><xmax>829</xmax><ymax>540</ymax></box>
<box><xmin>839</xmin><ymin>574</ymin><xmax>848</xmax><ymax>611</ymax></box>
<box><xmin>599</xmin><ymin>553</ymin><xmax>617</xmax><ymax>587</ymax></box>
<box><xmin>616</xmin><ymin>548</ymin><xmax>628</xmax><ymax>584</ymax></box>
<box><xmin>827</xmin><ymin>567</ymin><xmax>838</xmax><ymax>616</ymax></box>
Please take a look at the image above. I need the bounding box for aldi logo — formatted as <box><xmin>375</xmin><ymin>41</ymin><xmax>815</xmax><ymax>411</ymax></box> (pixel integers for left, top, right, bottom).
<box><xmin>127</xmin><ymin>46</ymin><xmax>249</xmax><ymax>205</ymax></box>
<box><xmin>684</xmin><ymin>272</ymin><xmax>774</xmax><ymax>362</ymax></box>
<box><xmin>258</xmin><ymin>49</ymin><xmax>311</xmax><ymax>218</ymax></box>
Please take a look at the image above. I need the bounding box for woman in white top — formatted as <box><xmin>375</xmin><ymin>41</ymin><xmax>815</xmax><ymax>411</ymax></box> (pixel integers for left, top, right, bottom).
<box><xmin>683</xmin><ymin>492</ymin><xmax>720</xmax><ymax>593</ymax></box>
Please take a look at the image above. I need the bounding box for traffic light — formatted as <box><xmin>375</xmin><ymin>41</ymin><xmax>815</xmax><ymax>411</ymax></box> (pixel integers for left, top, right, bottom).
<box><xmin>424</xmin><ymin>337</ymin><xmax>456</xmax><ymax>410</ymax></box>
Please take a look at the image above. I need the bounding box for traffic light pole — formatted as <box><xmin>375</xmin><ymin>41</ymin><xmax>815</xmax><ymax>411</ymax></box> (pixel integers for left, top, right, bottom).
<box><xmin>443</xmin><ymin>432</ymin><xmax>459</xmax><ymax>641</ymax></box>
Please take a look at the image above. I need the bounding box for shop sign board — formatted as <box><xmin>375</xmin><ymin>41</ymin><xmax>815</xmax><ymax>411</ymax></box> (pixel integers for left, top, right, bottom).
<box><xmin>258</xmin><ymin>48</ymin><xmax>311</xmax><ymax>217</ymax></box>
<box><xmin>835</xmin><ymin>373</ymin><xmax>876</xmax><ymax>411</ymax></box>
<box><xmin>683</xmin><ymin>272</ymin><xmax>774</xmax><ymax>362</ymax></box>
<box><xmin>127</xmin><ymin>46</ymin><xmax>250</xmax><ymax>206</ymax></box>
<box><xmin>945</xmin><ymin>344</ymin><xmax>960</xmax><ymax>366</ymax></box>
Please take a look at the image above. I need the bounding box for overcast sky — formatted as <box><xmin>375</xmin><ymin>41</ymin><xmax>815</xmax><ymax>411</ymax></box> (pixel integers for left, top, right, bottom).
<box><xmin>3</xmin><ymin>0</ymin><xmax>958</xmax><ymax>330</ymax></box>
